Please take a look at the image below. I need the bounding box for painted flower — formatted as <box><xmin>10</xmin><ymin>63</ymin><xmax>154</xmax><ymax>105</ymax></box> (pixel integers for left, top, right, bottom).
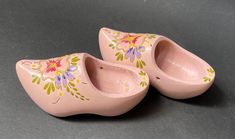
<box><xmin>115</xmin><ymin>34</ymin><xmax>143</xmax><ymax>51</ymax></box>
<box><xmin>125</xmin><ymin>46</ymin><xmax>145</xmax><ymax>62</ymax></box>
<box><xmin>31</xmin><ymin>62</ymin><xmax>41</xmax><ymax>70</ymax></box>
<box><xmin>46</xmin><ymin>59</ymin><xmax>62</xmax><ymax>73</ymax></box>
<box><xmin>115</xmin><ymin>34</ymin><xmax>145</xmax><ymax>62</ymax></box>
<box><xmin>120</xmin><ymin>34</ymin><xmax>141</xmax><ymax>47</ymax></box>
<box><xmin>29</xmin><ymin>54</ymin><xmax>89</xmax><ymax>101</ymax></box>
<box><xmin>106</xmin><ymin>30</ymin><xmax>157</xmax><ymax>68</ymax></box>
<box><xmin>55</xmin><ymin>65</ymin><xmax>76</xmax><ymax>89</ymax></box>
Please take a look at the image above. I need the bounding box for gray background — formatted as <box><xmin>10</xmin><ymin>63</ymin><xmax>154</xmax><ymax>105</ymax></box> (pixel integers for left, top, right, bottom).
<box><xmin>0</xmin><ymin>0</ymin><xmax>234</xmax><ymax>138</ymax></box>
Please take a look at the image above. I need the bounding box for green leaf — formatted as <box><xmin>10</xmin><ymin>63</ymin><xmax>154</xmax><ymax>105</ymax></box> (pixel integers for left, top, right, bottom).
<box><xmin>44</xmin><ymin>82</ymin><xmax>49</xmax><ymax>90</ymax></box>
<box><xmin>121</xmin><ymin>54</ymin><xmax>124</xmax><ymax>61</ymax></box>
<box><xmin>208</xmin><ymin>68</ymin><xmax>215</xmax><ymax>73</ymax></box>
<box><xmin>66</xmin><ymin>86</ymin><xmax>70</xmax><ymax>93</ymax></box>
<box><xmin>203</xmin><ymin>77</ymin><xmax>211</xmax><ymax>82</ymax></box>
<box><xmin>47</xmin><ymin>85</ymin><xmax>51</xmax><ymax>95</ymax></box>
<box><xmin>70</xmin><ymin>92</ymin><xmax>74</xmax><ymax>96</ymax></box>
<box><xmin>136</xmin><ymin>60</ymin><xmax>146</xmax><ymax>69</ymax></box>
<box><xmin>140</xmin><ymin>81</ymin><xmax>147</xmax><ymax>87</ymax></box>
<box><xmin>51</xmin><ymin>83</ymin><xmax>55</xmax><ymax>92</ymax></box>
<box><xmin>141</xmin><ymin>60</ymin><xmax>146</xmax><ymax>66</ymax></box>
<box><xmin>69</xmin><ymin>81</ymin><xmax>75</xmax><ymax>87</ymax></box>
<box><xmin>36</xmin><ymin>78</ymin><xmax>40</xmax><ymax>84</ymax></box>
<box><xmin>119</xmin><ymin>53</ymin><xmax>123</xmax><ymax>61</ymax></box>
<box><xmin>118</xmin><ymin>55</ymin><xmax>122</xmax><ymax>61</ymax></box>
<box><xmin>72</xmin><ymin>57</ymin><xmax>80</xmax><ymax>62</ymax></box>
<box><xmin>139</xmin><ymin>62</ymin><xmax>143</xmax><ymax>69</ymax></box>
<box><xmin>139</xmin><ymin>71</ymin><xmax>146</xmax><ymax>76</ymax></box>
<box><xmin>136</xmin><ymin>61</ymin><xmax>139</xmax><ymax>68</ymax></box>
<box><xmin>115</xmin><ymin>52</ymin><xmax>120</xmax><ymax>56</ymax></box>
<box><xmin>73</xmin><ymin>88</ymin><xmax>78</xmax><ymax>91</ymax></box>
<box><xmin>109</xmin><ymin>44</ymin><xmax>114</xmax><ymax>47</ymax></box>
<box><xmin>32</xmin><ymin>76</ymin><xmax>38</xmax><ymax>83</ymax></box>
<box><xmin>116</xmin><ymin>55</ymin><xmax>120</xmax><ymax>61</ymax></box>
<box><xmin>112</xmin><ymin>40</ymin><xmax>117</xmax><ymax>43</ymax></box>
<box><xmin>148</xmin><ymin>34</ymin><xmax>156</xmax><ymax>39</ymax></box>
<box><xmin>116</xmin><ymin>52</ymin><xmax>123</xmax><ymax>61</ymax></box>
<box><xmin>71</xmin><ymin>62</ymin><xmax>77</xmax><ymax>66</ymax></box>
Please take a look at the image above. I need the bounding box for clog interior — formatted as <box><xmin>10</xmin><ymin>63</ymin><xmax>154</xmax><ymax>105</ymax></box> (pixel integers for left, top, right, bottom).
<box><xmin>154</xmin><ymin>40</ymin><xmax>207</xmax><ymax>81</ymax></box>
<box><xmin>85</xmin><ymin>57</ymin><xmax>140</xmax><ymax>94</ymax></box>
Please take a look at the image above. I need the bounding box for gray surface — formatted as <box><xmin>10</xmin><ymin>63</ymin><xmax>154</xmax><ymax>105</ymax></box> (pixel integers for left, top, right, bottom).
<box><xmin>0</xmin><ymin>0</ymin><xmax>234</xmax><ymax>138</ymax></box>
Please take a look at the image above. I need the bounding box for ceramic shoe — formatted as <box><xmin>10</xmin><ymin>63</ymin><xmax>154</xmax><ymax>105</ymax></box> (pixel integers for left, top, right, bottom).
<box><xmin>16</xmin><ymin>53</ymin><xmax>149</xmax><ymax>117</ymax></box>
<box><xmin>99</xmin><ymin>27</ymin><xmax>215</xmax><ymax>99</ymax></box>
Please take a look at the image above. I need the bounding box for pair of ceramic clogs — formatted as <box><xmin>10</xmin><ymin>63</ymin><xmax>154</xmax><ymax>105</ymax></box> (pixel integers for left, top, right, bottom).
<box><xmin>16</xmin><ymin>27</ymin><xmax>215</xmax><ymax>117</ymax></box>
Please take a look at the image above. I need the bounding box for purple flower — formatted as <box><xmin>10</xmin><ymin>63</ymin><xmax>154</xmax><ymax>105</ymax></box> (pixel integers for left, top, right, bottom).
<box><xmin>54</xmin><ymin>66</ymin><xmax>76</xmax><ymax>88</ymax></box>
<box><xmin>68</xmin><ymin>66</ymin><xmax>76</xmax><ymax>72</ymax></box>
<box><xmin>65</xmin><ymin>71</ymin><xmax>75</xmax><ymax>80</ymax></box>
<box><xmin>125</xmin><ymin>46</ymin><xmax>145</xmax><ymax>62</ymax></box>
<box><xmin>55</xmin><ymin>75</ymin><xmax>61</xmax><ymax>88</ymax></box>
<box><xmin>62</xmin><ymin>75</ymin><xmax>67</xmax><ymax>86</ymax></box>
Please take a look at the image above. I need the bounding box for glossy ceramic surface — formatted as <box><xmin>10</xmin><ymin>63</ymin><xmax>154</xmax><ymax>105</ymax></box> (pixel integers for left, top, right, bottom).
<box><xmin>99</xmin><ymin>27</ymin><xmax>215</xmax><ymax>99</ymax></box>
<box><xmin>16</xmin><ymin>53</ymin><xmax>149</xmax><ymax>117</ymax></box>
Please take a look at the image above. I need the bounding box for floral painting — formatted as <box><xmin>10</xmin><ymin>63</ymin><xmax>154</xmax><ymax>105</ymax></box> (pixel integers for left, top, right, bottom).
<box><xmin>203</xmin><ymin>67</ymin><xmax>215</xmax><ymax>82</ymax></box>
<box><xmin>106</xmin><ymin>29</ymin><xmax>157</xmax><ymax>69</ymax></box>
<box><xmin>23</xmin><ymin>54</ymin><xmax>89</xmax><ymax>101</ymax></box>
<box><xmin>139</xmin><ymin>71</ymin><xmax>148</xmax><ymax>87</ymax></box>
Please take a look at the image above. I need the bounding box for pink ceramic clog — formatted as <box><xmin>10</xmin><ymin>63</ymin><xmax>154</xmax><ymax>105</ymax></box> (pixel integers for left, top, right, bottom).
<box><xmin>16</xmin><ymin>53</ymin><xmax>149</xmax><ymax>117</ymax></box>
<box><xmin>99</xmin><ymin>27</ymin><xmax>215</xmax><ymax>99</ymax></box>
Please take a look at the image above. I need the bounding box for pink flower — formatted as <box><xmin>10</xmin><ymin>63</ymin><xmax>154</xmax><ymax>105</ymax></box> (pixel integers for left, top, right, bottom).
<box><xmin>120</xmin><ymin>34</ymin><xmax>141</xmax><ymax>46</ymax></box>
<box><xmin>46</xmin><ymin>59</ymin><xmax>62</xmax><ymax>73</ymax></box>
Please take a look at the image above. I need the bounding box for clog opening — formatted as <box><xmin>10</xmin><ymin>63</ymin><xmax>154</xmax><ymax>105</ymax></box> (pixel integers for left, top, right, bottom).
<box><xmin>85</xmin><ymin>57</ymin><xmax>140</xmax><ymax>94</ymax></box>
<box><xmin>154</xmin><ymin>40</ymin><xmax>206</xmax><ymax>81</ymax></box>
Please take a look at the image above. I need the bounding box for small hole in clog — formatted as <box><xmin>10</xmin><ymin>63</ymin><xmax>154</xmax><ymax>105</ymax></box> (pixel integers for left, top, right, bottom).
<box><xmin>100</xmin><ymin>67</ymin><xmax>103</xmax><ymax>69</ymax></box>
<box><xmin>156</xmin><ymin>77</ymin><xmax>160</xmax><ymax>80</ymax></box>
